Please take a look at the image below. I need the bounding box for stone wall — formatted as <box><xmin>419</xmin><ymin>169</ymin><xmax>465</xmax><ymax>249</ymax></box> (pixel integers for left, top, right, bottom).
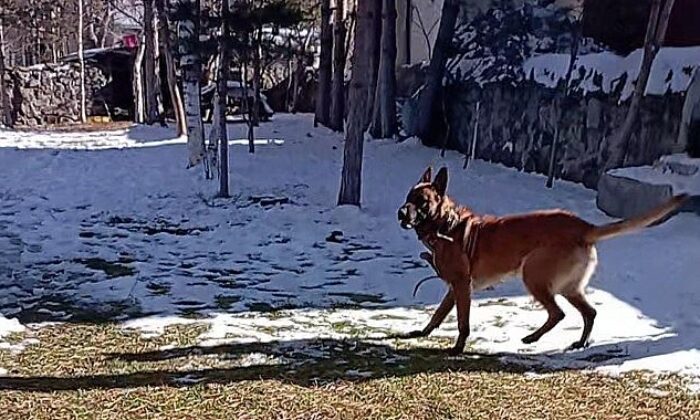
<box><xmin>444</xmin><ymin>82</ymin><xmax>686</xmax><ymax>189</ymax></box>
<box><xmin>4</xmin><ymin>63</ymin><xmax>108</xmax><ymax>126</ymax></box>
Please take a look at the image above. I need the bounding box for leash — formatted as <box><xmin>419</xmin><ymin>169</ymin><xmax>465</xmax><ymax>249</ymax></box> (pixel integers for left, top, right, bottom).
<box><xmin>413</xmin><ymin>275</ymin><xmax>441</xmax><ymax>298</ymax></box>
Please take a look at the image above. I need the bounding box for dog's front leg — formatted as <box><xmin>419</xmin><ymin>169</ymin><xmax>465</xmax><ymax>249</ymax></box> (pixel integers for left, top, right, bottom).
<box><xmin>447</xmin><ymin>280</ymin><xmax>471</xmax><ymax>355</ymax></box>
<box><xmin>400</xmin><ymin>290</ymin><xmax>454</xmax><ymax>338</ymax></box>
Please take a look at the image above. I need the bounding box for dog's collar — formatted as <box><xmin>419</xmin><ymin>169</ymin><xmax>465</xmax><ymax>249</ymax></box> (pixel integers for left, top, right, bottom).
<box><xmin>419</xmin><ymin>215</ymin><xmax>481</xmax><ymax>262</ymax></box>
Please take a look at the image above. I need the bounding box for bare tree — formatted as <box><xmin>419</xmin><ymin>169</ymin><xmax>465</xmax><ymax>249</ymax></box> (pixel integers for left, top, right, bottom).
<box><xmin>412</xmin><ymin>3</ymin><xmax>438</xmax><ymax>60</ymax></box>
<box><xmin>143</xmin><ymin>0</ymin><xmax>161</xmax><ymax>124</ymax></box>
<box><xmin>252</xmin><ymin>26</ymin><xmax>263</xmax><ymax>126</ymax></box>
<box><xmin>315</xmin><ymin>0</ymin><xmax>332</xmax><ymax>127</ymax></box>
<box><xmin>133</xmin><ymin>32</ymin><xmax>146</xmax><ymax>123</ymax></box>
<box><xmin>156</xmin><ymin>0</ymin><xmax>186</xmax><ymax>135</ymax></box>
<box><xmin>679</xmin><ymin>68</ymin><xmax>700</xmax><ymax>157</ymax></box>
<box><xmin>177</xmin><ymin>0</ymin><xmax>208</xmax><ymax>173</ymax></box>
<box><xmin>369</xmin><ymin>0</ymin><xmax>397</xmax><ymax>139</ymax></box>
<box><xmin>241</xmin><ymin>52</ymin><xmax>256</xmax><ymax>154</ymax></box>
<box><xmin>329</xmin><ymin>0</ymin><xmax>346</xmax><ymax>132</ymax></box>
<box><xmin>338</xmin><ymin>0</ymin><xmax>371</xmax><ymax>206</ymax></box>
<box><xmin>0</xmin><ymin>15</ymin><xmax>10</xmax><ymax>126</ymax></box>
<box><xmin>607</xmin><ymin>0</ymin><xmax>676</xmax><ymax>169</ymax></box>
<box><xmin>365</xmin><ymin>0</ymin><xmax>382</xmax><ymax>127</ymax></box>
<box><xmin>3</xmin><ymin>1</ymin><xmax>114</xmax><ymax>68</ymax></box>
<box><xmin>78</xmin><ymin>0</ymin><xmax>87</xmax><ymax>124</ymax></box>
<box><xmin>546</xmin><ymin>12</ymin><xmax>581</xmax><ymax>188</ymax></box>
<box><xmin>412</xmin><ymin>0</ymin><xmax>459</xmax><ymax>141</ymax></box>
<box><xmin>218</xmin><ymin>0</ymin><xmax>231</xmax><ymax>197</ymax></box>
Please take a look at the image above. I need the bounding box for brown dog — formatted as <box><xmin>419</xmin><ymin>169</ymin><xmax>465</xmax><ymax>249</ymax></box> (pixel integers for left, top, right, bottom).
<box><xmin>397</xmin><ymin>166</ymin><xmax>687</xmax><ymax>355</ymax></box>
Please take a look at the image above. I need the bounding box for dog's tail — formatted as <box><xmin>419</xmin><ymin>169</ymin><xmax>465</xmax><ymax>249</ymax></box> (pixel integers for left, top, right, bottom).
<box><xmin>585</xmin><ymin>194</ymin><xmax>688</xmax><ymax>243</ymax></box>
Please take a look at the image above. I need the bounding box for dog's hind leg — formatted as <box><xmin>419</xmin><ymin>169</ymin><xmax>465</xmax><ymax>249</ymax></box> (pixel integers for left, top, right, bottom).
<box><xmin>563</xmin><ymin>246</ymin><xmax>598</xmax><ymax>349</ymax></box>
<box><xmin>564</xmin><ymin>292</ymin><xmax>597</xmax><ymax>349</ymax></box>
<box><xmin>521</xmin><ymin>247</ymin><xmax>568</xmax><ymax>344</ymax></box>
<box><xmin>521</xmin><ymin>289</ymin><xmax>565</xmax><ymax>344</ymax></box>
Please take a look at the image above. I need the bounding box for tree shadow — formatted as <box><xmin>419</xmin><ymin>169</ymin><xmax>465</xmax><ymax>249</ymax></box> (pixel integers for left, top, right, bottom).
<box><xmin>0</xmin><ymin>333</ymin><xmax>683</xmax><ymax>393</ymax></box>
<box><xmin>0</xmin><ymin>337</ymin><xmax>528</xmax><ymax>392</ymax></box>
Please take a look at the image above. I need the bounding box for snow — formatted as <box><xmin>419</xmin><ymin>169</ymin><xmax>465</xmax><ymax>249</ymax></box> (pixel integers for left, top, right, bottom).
<box><xmin>610</xmin><ymin>154</ymin><xmax>700</xmax><ymax>195</ymax></box>
<box><xmin>0</xmin><ymin>317</ymin><xmax>24</xmax><ymax>343</ymax></box>
<box><xmin>524</xmin><ymin>47</ymin><xmax>700</xmax><ymax>100</ymax></box>
<box><xmin>1</xmin><ymin>114</ymin><xmax>700</xmax><ymax>385</ymax></box>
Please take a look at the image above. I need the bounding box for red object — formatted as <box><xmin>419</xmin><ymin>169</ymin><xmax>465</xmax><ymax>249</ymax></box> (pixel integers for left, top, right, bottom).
<box><xmin>123</xmin><ymin>34</ymin><xmax>138</xmax><ymax>49</ymax></box>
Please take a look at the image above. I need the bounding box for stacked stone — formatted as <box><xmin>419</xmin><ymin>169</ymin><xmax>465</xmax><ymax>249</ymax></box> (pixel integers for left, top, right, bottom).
<box><xmin>5</xmin><ymin>63</ymin><xmax>107</xmax><ymax>126</ymax></box>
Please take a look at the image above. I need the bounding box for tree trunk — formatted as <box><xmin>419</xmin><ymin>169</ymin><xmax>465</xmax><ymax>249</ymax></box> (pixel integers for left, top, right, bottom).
<box><xmin>404</xmin><ymin>0</ymin><xmax>412</xmax><ymax>65</ymax></box>
<box><xmin>285</xmin><ymin>38</ymin><xmax>294</xmax><ymax>110</ymax></box>
<box><xmin>242</xmin><ymin>57</ymin><xmax>255</xmax><ymax>154</ymax></box>
<box><xmin>607</xmin><ymin>0</ymin><xmax>675</xmax><ymax>169</ymax></box>
<box><xmin>177</xmin><ymin>0</ymin><xmax>207</xmax><ymax>172</ymax></box>
<box><xmin>679</xmin><ymin>68</ymin><xmax>700</xmax><ymax>157</ymax></box>
<box><xmin>412</xmin><ymin>0</ymin><xmax>459</xmax><ymax>141</ymax></box>
<box><xmin>144</xmin><ymin>0</ymin><xmax>160</xmax><ymax>125</ymax></box>
<box><xmin>156</xmin><ymin>0</ymin><xmax>187</xmax><ymax>136</ymax></box>
<box><xmin>0</xmin><ymin>17</ymin><xmax>11</xmax><ymax>127</ymax></box>
<box><xmin>252</xmin><ymin>27</ymin><xmax>262</xmax><ymax>126</ymax></box>
<box><xmin>330</xmin><ymin>0</ymin><xmax>346</xmax><ymax>132</ymax></box>
<box><xmin>369</xmin><ymin>0</ymin><xmax>398</xmax><ymax>139</ymax></box>
<box><xmin>315</xmin><ymin>0</ymin><xmax>332</xmax><ymax>127</ymax></box>
<box><xmin>290</xmin><ymin>55</ymin><xmax>306</xmax><ymax>113</ymax></box>
<box><xmin>50</xmin><ymin>9</ymin><xmax>58</xmax><ymax>63</ymax></box>
<box><xmin>218</xmin><ymin>0</ymin><xmax>230</xmax><ymax>197</ymax></box>
<box><xmin>365</xmin><ymin>0</ymin><xmax>382</xmax><ymax>128</ymax></box>
<box><xmin>133</xmin><ymin>35</ymin><xmax>146</xmax><ymax>123</ymax></box>
<box><xmin>100</xmin><ymin>3</ymin><xmax>112</xmax><ymax>48</ymax></box>
<box><xmin>338</xmin><ymin>0</ymin><xmax>371</xmax><ymax>207</ymax></box>
<box><xmin>546</xmin><ymin>18</ymin><xmax>581</xmax><ymax>188</ymax></box>
<box><xmin>78</xmin><ymin>0</ymin><xmax>87</xmax><ymax>124</ymax></box>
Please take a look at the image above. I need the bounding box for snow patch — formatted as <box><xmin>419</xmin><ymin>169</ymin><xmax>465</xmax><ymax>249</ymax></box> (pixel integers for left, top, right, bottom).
<box><xmin>0</xmin><ymin>316</ymin><xmax>24</xmax><ymax>340</ymax></box>
<box><xmin>611</xmin><ymin>154</ymin><xmax>700</xmax><ymax>195</ymax></box>
<box><xmin>524</xmin><ymin>47</ymin><xmax>700</xmax><ymax>101</ymax></box>
<box><xmin>1</xmin><ymin>113</ymin><xmax>699</xmax><ymax>388</ymax></box>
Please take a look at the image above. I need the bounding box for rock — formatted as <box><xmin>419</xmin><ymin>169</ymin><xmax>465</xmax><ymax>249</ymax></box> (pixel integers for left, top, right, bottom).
<box><xmin>596</xmin><ymin>172</ymin><xmax>673</xmax><ymax>219</ymax></box>
<box><xmin>396</xmin><ymin>63</ymin><xmax>426</xmax><ymax>98</ymax></box>
<box><xmin>665</xmin><ymin>161</ymin><xmax>699</xmax><ymax>176</ymax></box>
<box><xmin>326</xmin><ymin>230</ymin><xmax>344</xmax><ymax>243</ymax></box>
<box><xmin>6</xmin><ymin>63</ymin><xmax>107</xmax><ymax>126</ymax></box>
<box><xmin>444</xmin><ymin>80</ymin><xmax>684</xmax><ymax>187</ymax></box>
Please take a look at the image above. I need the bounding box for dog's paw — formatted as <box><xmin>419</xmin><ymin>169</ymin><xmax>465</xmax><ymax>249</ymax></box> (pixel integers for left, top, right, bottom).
<box><xmin>567</xmin><ymin>340</ymin><xmax>590</xmax><ymax>351</ymax></box>
<box><xmin>446</xmin><ymin>346</ymin><xmax>463</xmax><ymax>356</ymax></box>
<box><xmin>387</xmin><ymin>330</ymin><xmax>428</xmax><ymax>340</ymax></box>
<box><xmin>400</xmin><ymin>329</ymin><xmax>428</xmax><ymax>339</ymax></box>
<box><xmin>521</xmin><ymin>334</ymin><xmax>539</xmax><ymax>344</ymax></box>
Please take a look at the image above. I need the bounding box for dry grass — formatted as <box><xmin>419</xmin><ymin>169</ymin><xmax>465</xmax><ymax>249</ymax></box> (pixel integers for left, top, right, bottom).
<box><xmin>0</xmin><ymin>323</ymin><xmax>698</xmax><ymax>419</ymax></box>
<box><xmin>12</xmin><ymin>121</ymin><xmax>133</xmax><ymax>133</ymax></box>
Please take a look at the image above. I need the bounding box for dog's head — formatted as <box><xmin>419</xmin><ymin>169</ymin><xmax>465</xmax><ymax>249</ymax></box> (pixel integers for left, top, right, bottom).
<box><xmin>397</xmin><ymin>166</ymin><xmax>448</xmax><ymax>230</ymax></box>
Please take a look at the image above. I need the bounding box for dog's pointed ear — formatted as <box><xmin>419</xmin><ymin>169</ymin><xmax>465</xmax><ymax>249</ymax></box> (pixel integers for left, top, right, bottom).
<box><xmin>433</xmin><ymin>167</ymin><xmax>448</xmax><ymax>197</ymax></box>
<box><xmin>419</xmin><ymin>166</ymin><xmax>432</xmax><ymax>184</ymax></box>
